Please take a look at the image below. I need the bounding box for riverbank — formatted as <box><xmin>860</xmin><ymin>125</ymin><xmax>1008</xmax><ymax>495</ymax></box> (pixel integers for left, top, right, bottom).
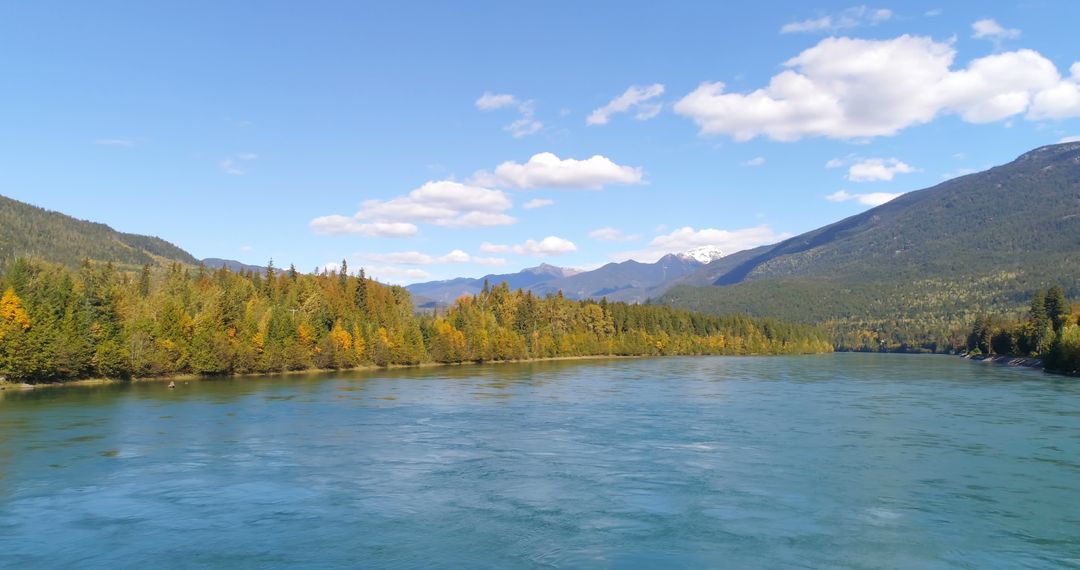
<box><xmin>962</xmin><ymin>353</ymin><xmax>1044</xmax><ymax>369</ymax></box>
<box><xmin>0</xmin><ymin>353</ymin><xmax>661</xmax><ymax>391</ymax></box>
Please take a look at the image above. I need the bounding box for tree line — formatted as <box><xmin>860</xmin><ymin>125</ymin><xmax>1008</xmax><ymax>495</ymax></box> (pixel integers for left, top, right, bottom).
<box><xmin>966</xmin><ymin>285</ymin><xmax>1080</xmax><ymax>374</ymax></box>
<box><xmin>0</xmin><ymin>258</ymin><xmax>833</xmax><ymax>383</ymax></box>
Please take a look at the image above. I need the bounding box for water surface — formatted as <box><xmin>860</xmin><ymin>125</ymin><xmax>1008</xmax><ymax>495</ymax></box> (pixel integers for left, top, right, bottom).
<box><xmin>1</xmin><ymin>354</ymin><xmax>1078</xmax><ymax>568</ymax></box>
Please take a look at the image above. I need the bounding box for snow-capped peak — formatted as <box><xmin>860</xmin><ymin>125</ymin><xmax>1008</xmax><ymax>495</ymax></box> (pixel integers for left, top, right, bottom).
<box><xmin>678</xmin><ymin>245</ymin><xmax>725</xmax><ymax>263</ymax></box>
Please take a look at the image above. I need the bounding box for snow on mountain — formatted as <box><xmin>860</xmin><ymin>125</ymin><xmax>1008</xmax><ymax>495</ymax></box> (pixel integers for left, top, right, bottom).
<box><xmin>678</xmin><ymin>245</ymin><xmax>725</xmax><ymax>264</ymax></box>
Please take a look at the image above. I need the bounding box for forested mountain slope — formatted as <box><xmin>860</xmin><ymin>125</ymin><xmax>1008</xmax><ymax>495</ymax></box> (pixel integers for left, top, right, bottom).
<box><xmin>659</xmin><ymin>142</ymin><xmax>1080</xmax><ymax>350</ymax></box>
<box><xmin>0</xmin><ymin>195</ymin><xmax>197</xmax><ymax>268</ymax></box>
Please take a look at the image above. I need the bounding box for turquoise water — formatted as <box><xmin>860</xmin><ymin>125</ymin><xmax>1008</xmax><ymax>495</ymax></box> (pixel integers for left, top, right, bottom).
<box><xmin>0</xmin><ymin>354</ymin><xmax>1078</xmax><ymax>568</ymax></box>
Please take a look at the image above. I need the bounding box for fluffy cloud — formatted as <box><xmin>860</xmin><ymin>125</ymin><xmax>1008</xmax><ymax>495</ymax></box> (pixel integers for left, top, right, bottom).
<box><xmin>522</xmin><ymin>198</ymin><xmax>554</xmax><ymax>209</ymax></box>
<box><xmin>359</xmin><ymin>249</ymin><xmax>474</xmax><ymax>265</ymax></box>
<box><xmin>474</xmin><ymin>152</ymin><xmax>644</xmax><ymax>189</ymax></box>
<box><xmin>825</xmin><ymin>190</ymin><xmax>902</xmax><ymax>206</ymax></box>
<box><xmin>311</xmin><ymin>180</ymin><xmax>515</xmax><ymax>236</ymax></box>
<box><xmin>619</xmin><ymin>225</ymin><xmax>789</xmax><ymax>263</ymax></box>
<box><xmin>1060</xmin><ymin>135</ymin><xmax>1080</xmax><ymax>143</ymax></box>
<box><xmin>674</xmin><ymin>35</ymin><xmax>1080</xmax><ymax>141</ymax></box>
<box><xmin>476</xmin><ymin>92</ymin><xmax>543</xmax><ymax>137</ymax></box>
<box><xmin>480</xmin><ymin>236</ymin><xmax>577</xmax><ymax>257</ymax></box>
<box><xmin>744</xmin><ymin>156</ymin><xmax>766</xmax><ymax>167</ymax></box>
<box><xmin>846</xmin><ymin>158</ymin><xmax>915</xmax><ymax>182</ymax></box>
<box><xmin>972</xmin><ymin>19</ymin><xmax>1020</xmax><ymax>41</ymax></box>
<box><xmin>361</xmin><ymin>265</ymin><xmax>432</xmax><ymax>284</ymax></box>
<box><xmin>780</xmin><ymin>6</ymin><xmax>892</xmax><ymax>34</ymax></box>
<box><xmin>1030</xmin><ymin>63</ymin><xmax>1080</xmax><ymax>120</ymax></box>
<box><xmin>587</xmin><ymin>84</ymin><xmax>665</xmax><ymax>125</ymax></box>
<box><xmin>589</xmin><ymin>227</ymin><xmax>640</xmax><ymax>242</ymax></box>
<box><xmin>309</xmin><ymin>216</ymin><xmax>419</xmax><ymax>237</ymax></box>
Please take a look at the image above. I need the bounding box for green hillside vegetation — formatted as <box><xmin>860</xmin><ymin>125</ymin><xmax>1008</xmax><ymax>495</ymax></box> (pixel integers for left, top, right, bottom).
<box><xmin>658</xmin><ymin>143</ymin><xmax>1080</xmax><ymax>351</ymax></box>
<box><xmin>0</xmin><ymin>258</ymin><xmax>832</xmax><ymax>383</ymax></box>
<box><xmin>0</xmin><ymin>194</ymin><xmax>197</xmax><ymax>269</ymax></box>
<box><xmin>965</xmin><ymin>286</ymin><xmax>1080</xmax><ymax>374</ymax></box>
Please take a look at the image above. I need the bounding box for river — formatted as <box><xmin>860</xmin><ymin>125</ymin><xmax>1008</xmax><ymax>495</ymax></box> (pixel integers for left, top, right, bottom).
<box><xmin>1</xmin><ymin>354</ymin><xmax>1077</xmax><ymax>568</ymax></box>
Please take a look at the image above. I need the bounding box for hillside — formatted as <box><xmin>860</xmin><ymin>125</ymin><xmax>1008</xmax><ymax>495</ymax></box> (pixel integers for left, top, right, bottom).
<box><xmin>658</xmin><ymin>142</ymin><xmax>1080</xmax><ymax>350</ymax></box>
<box><xmin>0</xmin><ymin>194</ymin><xmax>197</xmax><ymax>268</ymax></box>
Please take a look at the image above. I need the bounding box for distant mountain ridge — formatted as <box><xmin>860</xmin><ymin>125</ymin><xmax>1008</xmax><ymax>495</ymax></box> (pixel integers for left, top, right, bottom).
<box><xmin>200</xmin><ymin>258</ymin><xmax>267</xmax><ymax>274</ymax></box>
<box><xmin>407</xmin><ymin>250</ymin><xmax>713</xmax><ymax>305</ymax></box>
<box><xmin>408</xmin><ymin>263</ymin><xmax>576</xmax><ymax>306</ymax></box>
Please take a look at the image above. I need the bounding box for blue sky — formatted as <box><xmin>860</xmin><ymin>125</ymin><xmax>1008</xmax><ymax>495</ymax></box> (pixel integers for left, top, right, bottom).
<box><xmin>4</xmin><ymin>1</ymin><xmax>1080</xmax><ymax>283</ymax></box>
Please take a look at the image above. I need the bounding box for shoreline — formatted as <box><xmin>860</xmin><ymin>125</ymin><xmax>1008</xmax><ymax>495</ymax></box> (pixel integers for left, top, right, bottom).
<box><xmin>0</xmin><ymin>353</ymin><xmax>664</xmax><ymax>391</ymax></box>
<box><xmin>961</xmin><ymin>353</ymin><xmax>1044</xmax><ymax>369</ymax></box>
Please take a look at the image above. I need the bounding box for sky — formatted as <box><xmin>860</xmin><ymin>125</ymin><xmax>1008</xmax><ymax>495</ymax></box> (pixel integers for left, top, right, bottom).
<box><xmin>4</xmin><ymin>1</ymin><xmax>1080</xmax><ymax>284</ymax></box>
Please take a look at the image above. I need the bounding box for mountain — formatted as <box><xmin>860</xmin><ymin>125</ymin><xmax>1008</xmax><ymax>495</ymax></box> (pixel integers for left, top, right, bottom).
<box><xmin>407</xmin><ymin>251</ymin><xmax>710</xmax><ymax>305</ymax></box>
<box><xmin>678</xmin><ymin>245</ymin><xmax>725</xmax><ymax>264</ymax></box>
<box><xmin>0</xmin><ymin>194</ymin><xmax>198</xmax><ymax>268</ymax></box>
<box><xmin>531</xmin><ymin>253</ymin><xmax>706</xmax><ymax>302</ymax></box>
<box><xmin>407</xmin><ymin>263</ymin><xmax>576</xmax><ymax>306</ymax></box>
<box><xmin>657</xmin><ymin>142</ymin><xmax>1080</xmax><ymax>350</ymax></box>
<box><xmin>200</xmin><ymin>258</ymin><xmax>267</xmax><ymax>274</ymax></box>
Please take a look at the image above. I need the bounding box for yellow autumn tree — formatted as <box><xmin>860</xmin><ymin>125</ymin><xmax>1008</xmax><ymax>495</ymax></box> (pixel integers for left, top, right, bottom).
<box><xmin>0</xmin><ymin>288</ymin><xmax>31</xmax><ymax>339</ymax></box>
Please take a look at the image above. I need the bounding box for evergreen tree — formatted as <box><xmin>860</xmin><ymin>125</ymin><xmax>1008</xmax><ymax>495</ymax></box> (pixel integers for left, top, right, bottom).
<box><xmin>1045</xmin><ymin>285</ymin><xmax>1068</xmax><ymax>330</ymax></box>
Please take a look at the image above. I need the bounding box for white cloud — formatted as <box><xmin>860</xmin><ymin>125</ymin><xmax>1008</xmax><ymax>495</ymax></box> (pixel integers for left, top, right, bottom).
<box><xmin>587</xmin><ymin>84</ymin><xmax>665</xmax><ymax>125</ymax></box>
<box><xmin>674</xmin><ymin>35</ymin><xmax>1080</xmax><ymax>141</ymax></box>
<box><xmin>846</xmin><ymin>157</ymin><xmax>915</xmax><ymax>182</ymax></box>
<box><xmin>94</xmin><ymin>138</ymin><xmax>134</xmax><ymax>146</ymax></box>
<box><xmin>505</xmin><ymin>116</ymin><xmax>543</xmax><ymax>138</ymax></box>
<box><xmin>589</xmin><ymin>227</ymin><xmax>641</xmax><ymax>243</ymax></box>
<box><xmin>474</xmin><ymin>152</ymin><xmax>644</xmax><ymax>189</ymax></box>
<box><xmin>309</xmin><ymin>216</ymin><xmax>419</xmax><ymax>237</ymax></box>
<box><xmin>1060</xmin><ymin>135</ymin><xmax>1080</xmax><ymax>143</ymax></box>
<box><xmin>780</xmin><ymin>6</ymin><xmax>892</xmax><ymax>34</ymax></box>
<box><xmin>477</xmin><ymin>92</ymin><xmax>544</xmax><ymax>137</ymax></box>
<box><xmin>972</xmin><ymin>19</ymin><xmax>1020</xmax><ymax>41</ymax></box>
<box><xmin>825</xmin><ymin>190</ymin><xmax>902</xmax><ymax>206</ymax></box>
<box><xmin>220</xmin><ymin>152</ymin><xmax>258</xmax><ymax>175</ymax></box>
<box><xmin>311</xmin><ymin>180</ymin><xmax>516</xmax><ymax>236</ymax></box>
<box><xmin>239</xmin><ymin>245</ymin><xmax>253</xmax><ymax>253</ymax></box>
<box><xmin>362</xmin><ymin>265</ymin><xmax>433</xmax><ymax>284</ymax></box>
<box><xmin>925</xmin><ymin>9</ymin><xmax>942</xmax><ymax>17</ymax></box>
<box><xmin>522</xmin><ymin>198</ymin><xmax>555</xmax><ymax>209</ymax></box>
<box><xmin>743</xmin><ymin>156</ymin><xmax>766</xmax><ymax>167</ymax></box>
<box><xmin>619</xmin><ymin>225</ymin><xmax>789</xmax><ymax>262</ymax></box>
<box><xmin>475</xmin><ymin>92</ymin><xmax>518</xmax><ymax>110</ymax></box>
<box><xmin>359</xmin><ymin>249</ymin><xmax>474</xmax><ymax>265</ymax></box>
<box><xmin>1030</xmin><ymin>63</ymin><xmax>1080</xmax><ymax>120</ymax></box>
<box><xmin>480</xmin><ymin>236</ymin><xmax>577</xmax><ymax>257</ymax></box>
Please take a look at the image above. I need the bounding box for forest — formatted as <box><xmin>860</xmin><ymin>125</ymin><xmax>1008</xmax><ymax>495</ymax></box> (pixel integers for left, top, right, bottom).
<box><xmin>0</xmin><ymin>258</ymin><xmax>833</xmax><ymax>383</ymax></box>
<box><xmin>966</xmin><ymin>285</ymin><xmax>1080</xmax><ymax>375</ymax></box>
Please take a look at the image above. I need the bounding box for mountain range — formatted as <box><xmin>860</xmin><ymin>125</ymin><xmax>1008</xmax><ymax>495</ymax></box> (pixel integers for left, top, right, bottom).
<box><xmin>4</xmin><ymin>142</ymin><xmax>1078</xmax><ymax>349</ymax></box>
<box><xmin>407</xmin><ymin>248</ymin><xmax>724</xmax><ymax>306</ymax></box>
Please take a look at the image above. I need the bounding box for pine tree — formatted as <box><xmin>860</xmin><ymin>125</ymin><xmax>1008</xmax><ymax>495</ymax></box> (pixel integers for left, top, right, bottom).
<box><xmin>137</xmin><ymin>264</ymin><xmax>151</xmax><ymax>298</ymax></box>
<box><xmin>1045</xmin><ymin>285</ymin><xmax>1068</xmax><ymax>330</ymax></box>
